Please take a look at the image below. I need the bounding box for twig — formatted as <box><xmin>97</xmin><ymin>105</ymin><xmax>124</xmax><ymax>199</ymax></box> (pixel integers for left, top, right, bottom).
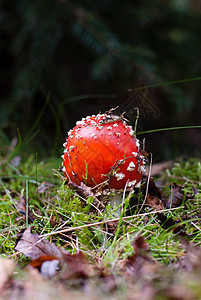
<box><xmin>39</xmin><ymin>207</ymin><xmax>183</xmax><ymax>238</ymax></box>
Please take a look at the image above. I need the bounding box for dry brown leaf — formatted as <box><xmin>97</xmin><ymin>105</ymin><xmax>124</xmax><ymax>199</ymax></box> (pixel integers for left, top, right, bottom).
<box><xmin>164</xmin><ymin>183</ymin><xmax>197</xmax><ymax>208</ymax></box>
<box><xmin>29</xmin><ymin>254</ymin><xmax>59</xmax><ymax>267</ymax></box>
<box><xmin>177</xmin><ymin>239</ymin><xmax>201</xmax><ymax>272</ymax></box>
<box><xmin>61</xmin><ymin>252</ymin><xmax>95</xmax><ymax>280</ymax></box>
<box><xmin>126</xmin><ymin>235</ymin><xmax>150</xmax><ymax>269</ymax></box>
<box><xmin>141</xmin><ymin>177</ymin><xmax>164</xmax><ymax>210</ymax></box>
<box><xmin>15</xmin><ymin>227</ymin><xmax>61</xmax><ymax>260</ymax></box>
<box><xmin>145</xmin><ymin>194</ymin><xmax>164</xmax><ymax>210</ymax></box>
<box><xmin>125</xmin><ymin>236</ymin><xmax>157</xmax><ymax>281</ymax></box>
<box><xmin>68</xmin><ymin>180</ymin><xmax>105</xmax><ymax>210</ymax></box>
<box><xmin>141</xmin><ymin>177</ymin><xmax>163</xmax><ymax>200</ymax></box>
<box><xmin>165</xmin><ymin>183</ymin><xmax>184</xmax><ymax>208</ymax></box>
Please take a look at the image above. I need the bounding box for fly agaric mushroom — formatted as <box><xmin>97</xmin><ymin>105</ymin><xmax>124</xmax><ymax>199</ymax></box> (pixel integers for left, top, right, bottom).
<box><xmin>62</xmin><ymin>112</ymin><xmax>145</xmax><ymax>213</ymax></box>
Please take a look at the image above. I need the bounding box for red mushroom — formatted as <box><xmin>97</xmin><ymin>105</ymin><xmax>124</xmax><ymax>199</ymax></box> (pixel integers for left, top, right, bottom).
<box><xmin>62</xmin><ymin>112</ymin><xmax>145</xmax><ymax>212</ymax></box>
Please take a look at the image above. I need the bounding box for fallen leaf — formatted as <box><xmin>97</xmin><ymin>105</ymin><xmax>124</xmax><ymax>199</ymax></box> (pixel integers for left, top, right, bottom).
<box><xmin>61</xmin><ymin>252</ymin><xmax>95</xmax><ymax>280</ymax></box>
<box><xmin>29</xmin><ymin>255</ymin><xmax>60</xmax><ymax>279</ymax></box>
<box><xmin>126</xmin><ymin>236</ymin><xmax>156</xmax><ymax>280</ymax></box>
<box><xmin>145</xmin><ymin>194</ymin><xmax>164</xmax><ymax>210</ymax></box>
<box><xmin>165</xmin><ymin>183</ymin><xmax>197</xmax><ymax>208</ymax></box>
<box><xmin>141</xmin><ymin>178</ymin><xmax>188</xmax><ymax>236</ymax></box>
<box><xmin>141</xmin><ymin>177</ymin><xmax>163</xmax><ymax>200</ymax></box>
<box><xmin>15</xmin><ymin>227</ymin><xmax>61</xmax><ymax>260</ymax></box>
<box><xmin>68</xmin><ymin>180</ymin><xmax>105</xmax><ymax>210</ymax></box>
<box><xmin>141</xmin><ymin>176</ymin><xmax>164</xmax><ymax>210</ymax></box>
<box><xmin>178</xmin><ymin>239</ymin><xmax>201</xmax><ymax>272</ymax></box>
<box><xmin>29</xmin><ymin>255</ymin><xmax>59</xmax><ymax>269</ymax></box>
<box><xmin>126</xmin><ymin>235</ymin><xmax>149</xmax><ymax>268</ymax></box>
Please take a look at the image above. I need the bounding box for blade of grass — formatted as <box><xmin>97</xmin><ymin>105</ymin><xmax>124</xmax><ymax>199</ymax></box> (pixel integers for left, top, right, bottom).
<box><xmin>26</xmin><ymin>180</ymin><xmax>29</xmax><ymax>226</ymax></box>
<box><xmin>134</xmin><ymin>76</ymin><xmax>201</xmax><ymax>91</ymax></box>
<box><xmin>137</xmin><ymin>125</ymin><xmax>201</xmax><ymax>135</ymax></box>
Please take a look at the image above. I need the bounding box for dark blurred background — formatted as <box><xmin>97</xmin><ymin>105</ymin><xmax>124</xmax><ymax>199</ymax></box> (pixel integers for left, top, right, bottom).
<box><xmin>0</xmin><ymin>0</ymin><xmax>201</xmax><ymax>160</ymax></box>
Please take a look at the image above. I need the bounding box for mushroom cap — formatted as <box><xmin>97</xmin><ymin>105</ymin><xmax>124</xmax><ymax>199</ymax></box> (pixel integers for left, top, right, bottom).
<box><xmin>62</xmin><ymin>114</ymin><xmax>145</xmax><ymax>190</ymax></box>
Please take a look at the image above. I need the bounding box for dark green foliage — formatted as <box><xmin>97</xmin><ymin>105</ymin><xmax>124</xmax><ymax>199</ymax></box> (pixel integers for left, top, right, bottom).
<box><xmin>0</xmin><ymin>1</ymin><xmax>201</xmax><ymax>157</ymax></box>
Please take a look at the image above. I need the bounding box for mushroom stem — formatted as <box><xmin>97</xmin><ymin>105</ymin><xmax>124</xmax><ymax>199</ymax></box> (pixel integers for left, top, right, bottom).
<box><xmin>109</xmin><ymin>192</ymin><xmax>124</xmax><ymax>216</ymax></box>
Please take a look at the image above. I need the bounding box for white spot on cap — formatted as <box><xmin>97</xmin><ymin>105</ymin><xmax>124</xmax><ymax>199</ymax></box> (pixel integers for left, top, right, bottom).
<box><xmin>113</xmin><ymin>123</ymin><xmax>118</xmax><ymax>127</ymax></box>
<box><xmin>91</xmin><ymin>133</ymin><xmax>97</xmax><ymax>139</ymax></box>
<box><xmin>64</xmin><ymin>148</ymin><xmax>68</xmax><ymax>153</ymax></box>
<box><xmin>61</xmin><ymin>155</ymin><xmax>64</xmax><ymax>159</ymax></box>
<box><xmin>75</xmin><ymin>134</ymin><xmax>82</xmax><ymax>140</ymax></box>
<box><xmin>127</xmin><ymin>161</ymin><xmax>135</xmax><ymax>171</ymax></box>
<box><xmin>69</xmin><ymin>145</ymin><xmax>74</xmax><ymax>151</ymax></box>
<box><xmin>136</xmin><ymin>139</ymin><xmax>140</xmax><ymax>148</ymax></box>
<box><xmin>128</xmin><ymin>180</ymin><xmax>136</xmax><ymax>187</ymax></box>
<box><xmin>115</xmin><ymin>172</ymin><xmax>125</xmax><ymax>181</ymax></box>
<box><xmin>139</xmin><ymin>165</ymin><xmax>146</xmax><ymax>173</ymax></box>
<box><xmin>107</xmin><ymin>126</ymin><xmax>112</xmax><ymax>130</ymax></box>
<box><xmin>115</xmin><ymin>132</ymin><xmax>121</xmax><ymax>137</ymax></box>
<box><xmin>63</xmin><ymin>142</ymin><xmax>67</xmax><ymax>147</ymax></box>
<box><xmin>68</xmin><ymin>129</ymin><xmax>73</xmax><ymax>136</ymax></box>
<box><xmin>132</xmin><ymin>152</ymin><xmax>138</xmax><ymax>157</ymax></box>
<box><xmin>90</xmin><ymin>120</ymin><xmax>97</xmax><ymax>125</ymax></box>
<box><xmin>129</xmin><ymin>128</ymin><xmax>135</xmax><ymax>136</ymax></box>
<box><xmin>76</xmin><ymin>120</ymin><xmax>85</xmax><ymax>126</ymax></box>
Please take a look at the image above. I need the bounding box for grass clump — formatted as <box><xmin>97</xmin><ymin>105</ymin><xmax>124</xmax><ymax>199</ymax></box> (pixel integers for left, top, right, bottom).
<box><xmin>166</xmin><ymin>159</ymin><xmax>201</xmax><ymax>191</ymax></box>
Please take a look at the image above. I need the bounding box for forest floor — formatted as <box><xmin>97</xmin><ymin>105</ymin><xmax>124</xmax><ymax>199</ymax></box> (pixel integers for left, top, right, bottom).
<box><xmin>1</xmin><ymin>143</ymin><xmax>201</xmax><ymax>300</ymax></box>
